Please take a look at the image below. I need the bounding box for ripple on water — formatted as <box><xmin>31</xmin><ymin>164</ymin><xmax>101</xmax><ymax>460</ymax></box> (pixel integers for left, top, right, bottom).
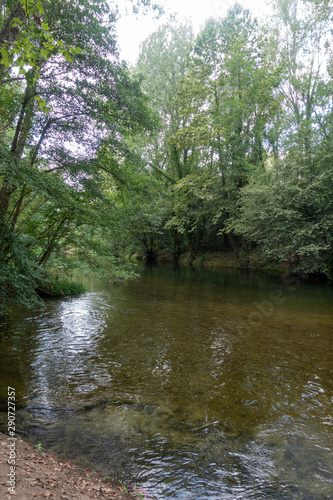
<box><xmin>1</xmin><ymin>267</ymin><xmax>333</xmax><ymax>499</ymax></box>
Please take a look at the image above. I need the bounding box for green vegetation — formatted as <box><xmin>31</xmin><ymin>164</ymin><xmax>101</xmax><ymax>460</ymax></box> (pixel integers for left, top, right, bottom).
<box><xmin>122</xmin><ymin>0</ymin><xmax>333</xmax><ymax>276</ymax></box>
<box><xmin>119</xmin><ymin>481</ymin><xmax>145</xmax><ymax>499</ymax></box>
<box><xmin>1</xmin><ymin>0</ymin><xmax>332</xmax><ymax>314</ymax></box>
<box><xmin>36</xmin><ymin>277</ymin><xmax>85</xmax><ymax>298</ymax></box>
<box><xmin>0</xmin><ymin>0</ymin><xmax>156</xmax><ymax>314</ymax></box>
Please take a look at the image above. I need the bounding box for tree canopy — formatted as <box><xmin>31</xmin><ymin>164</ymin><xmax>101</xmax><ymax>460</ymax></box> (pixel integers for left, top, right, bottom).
<box><xmin>0</xmin><ymin>0</ymin><xmax>155</xmax><ymax>313</ymax></box>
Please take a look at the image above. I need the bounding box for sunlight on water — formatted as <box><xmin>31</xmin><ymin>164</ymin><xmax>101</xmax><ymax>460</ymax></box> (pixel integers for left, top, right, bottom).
<box><xmin>1</xmin><ymin>265</ymin><xmax>333</xmax><ymax>498</ymax></box>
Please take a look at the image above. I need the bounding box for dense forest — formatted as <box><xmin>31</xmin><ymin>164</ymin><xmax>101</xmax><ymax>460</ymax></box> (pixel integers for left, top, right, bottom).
<box><xmin>0</xmin><ymin>0</ymin><xmax>332</xmax><ymax>314</ymax></box>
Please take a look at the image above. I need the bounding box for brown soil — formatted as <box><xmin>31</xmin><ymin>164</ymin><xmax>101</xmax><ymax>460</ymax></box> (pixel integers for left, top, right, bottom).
<box><xmin>0</xmin><ymin>432</ymin><xmax>136</xmax><ymax>500</ymax></box>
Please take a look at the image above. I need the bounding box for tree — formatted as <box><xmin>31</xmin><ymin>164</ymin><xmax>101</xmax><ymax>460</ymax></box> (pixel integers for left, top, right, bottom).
<box><xmin>269</xmin><ymin>0</ymin><xmax>333</xmax><ymax>175</ymax></box>
<box><xmin>123</xmin><ymin>19</ymin><xmax>198</xmax><ymax>259</ymax></box>
<box><xmin>0</xmin><ymin>0</ymin><xmax>81</xmax><ymax>83</ymax></box>
<box><xmin>0</xmin><ymin>0</ymin><xmax>154</xmax><ymax>314</ymax></box>
<box><xmin>166</xmin><ymin>5</ymin><xmax>282</xmax><ymax>252</ymax></box>
<box><xmin>231</xmin><ymin>0</ymin><xmax>333</xmax><ymax>276</ymax></box>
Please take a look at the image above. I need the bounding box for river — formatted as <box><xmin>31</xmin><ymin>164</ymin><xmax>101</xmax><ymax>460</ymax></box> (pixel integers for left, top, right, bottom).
<box><xmin>1</xmin><ymin>264</ymin><xmax>333</xmax><ymax>499</ymax></box>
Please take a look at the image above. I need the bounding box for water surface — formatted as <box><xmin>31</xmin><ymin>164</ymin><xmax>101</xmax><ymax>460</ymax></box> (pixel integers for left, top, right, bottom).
<box><xmin>1</xmin><ymin>265</ymin><xmax>333</xmax><ymax>499</ymax></box>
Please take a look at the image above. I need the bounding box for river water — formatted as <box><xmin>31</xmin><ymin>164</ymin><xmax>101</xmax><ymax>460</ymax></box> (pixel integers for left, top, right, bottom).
<box><xmin>1</xmin><ymin>265</ymin><xmax>333</xmax><ymax>499</ymax></box>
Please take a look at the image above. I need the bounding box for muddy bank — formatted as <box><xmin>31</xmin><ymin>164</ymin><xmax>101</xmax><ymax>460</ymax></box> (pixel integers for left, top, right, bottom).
<box><xmin>0</xmin><ymin>431</ymin><xmax>136</xmax><ymax>500</ymax></box>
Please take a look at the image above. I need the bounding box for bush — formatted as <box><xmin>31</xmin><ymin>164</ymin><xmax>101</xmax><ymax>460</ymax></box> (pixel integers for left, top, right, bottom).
<box><xmin>36</xmin><ymin>278</ymin><xmax>85</xmax><ymax>298</ymax></box>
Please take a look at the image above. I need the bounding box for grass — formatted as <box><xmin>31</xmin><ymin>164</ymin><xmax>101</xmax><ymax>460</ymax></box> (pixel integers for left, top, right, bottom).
<box><xmin>36</xmin><ymin>277</ymin><xmax>86</xmax><ymax>298</ymax></box>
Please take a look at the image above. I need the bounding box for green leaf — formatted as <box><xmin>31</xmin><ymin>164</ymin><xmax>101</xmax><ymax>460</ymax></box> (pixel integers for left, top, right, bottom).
<box><xmin>63</xmin><ymin>51</ymin><xmax>72</xmax><ymax>63</ymax></box>
<box><xmin>40</xmin><ymin>48</ymin><xmax>49</xmax><ymax>59</ymax></box>
<box><xmin>1</xmin><ymin>58</ymin><xmax>10</xmax><ymax>68</ymax></box>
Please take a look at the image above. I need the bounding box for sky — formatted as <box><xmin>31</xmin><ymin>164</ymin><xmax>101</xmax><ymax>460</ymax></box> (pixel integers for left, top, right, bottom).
<box><xmin>116</xmin><ymin>0</ymin><xmax>272</xmax><ymax>65</ymax></box>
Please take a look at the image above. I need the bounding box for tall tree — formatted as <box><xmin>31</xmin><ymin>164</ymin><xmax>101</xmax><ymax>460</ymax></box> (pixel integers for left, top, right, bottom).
<box><xmin>270</xmin><ymin>0</ymin><xmax>333</xmax><ymax>175</ymax></box>
<box><xmin>166</xmin><ymin>5</ymin><xmax>282</xmax><ymax>251</ymax></box>
<box><xmin>123</xmin><ymin>20</ymin><xmax>198</xmax><ymax>259</ymax></box>
<box><xmin>0</xmin><ymin>0</ymin><xmax>154</xmax><ymax>314</ymax></box>
<box><xmin>231</xmin><ymin>0</ymin><xmax>333</xmax><ymax>276</ymax></box>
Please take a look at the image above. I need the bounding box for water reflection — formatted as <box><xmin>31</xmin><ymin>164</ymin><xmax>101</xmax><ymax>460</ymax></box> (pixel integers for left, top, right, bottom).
<box><xmin>0</xmin><ymin>266</ymin><xmax>333</xmax><ymax>498</ymax></box>
<box><xmin>24</xmin><ymin>292</ymin><xmax>112</xmax><ymax>409</ymax></box>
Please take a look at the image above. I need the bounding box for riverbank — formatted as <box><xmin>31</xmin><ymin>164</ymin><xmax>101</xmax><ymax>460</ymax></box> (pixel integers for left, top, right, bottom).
<box><xmin>193</xmin><ymin>251</ymin><xmax>289</xmax><ymax>274</ymax></box>
<box><xmin>0</xmin><ymin>432</ymin><xmax>135</xmax><ymax>500</ymax></box>
<box><xmin>153</xmin><ymin>250</ymin><xmax>290</xmax><ymax>275</ymax></box>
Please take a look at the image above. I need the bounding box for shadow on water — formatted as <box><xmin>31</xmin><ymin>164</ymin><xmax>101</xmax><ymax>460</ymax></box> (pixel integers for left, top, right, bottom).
<box><xmin>1</xmin><ymin>264</ymin><xmax>333</xmax><ymax>499</ymax></box>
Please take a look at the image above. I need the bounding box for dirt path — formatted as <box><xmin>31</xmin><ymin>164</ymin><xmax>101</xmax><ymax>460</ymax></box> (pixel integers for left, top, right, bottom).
<box><xmin>0</xmin><ymin>432</ymin><xmax>136</xmax><ymax>500</ymax></box>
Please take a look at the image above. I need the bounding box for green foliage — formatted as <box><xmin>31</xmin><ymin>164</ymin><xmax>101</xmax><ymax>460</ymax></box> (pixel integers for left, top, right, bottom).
<box><xmin>0</xmin><ymin>216</ymin><xmax>45</xmax><ymax>315</ymax></box>
<box><xmin>0</xmin><ymin>0</ymin><xmax>155</xmax><ymax>313</ymax></box>
<box><xmin>37</xmin><ymin>277</ymin><xmax>85</xmax><ymax>298</ymax></box>
<box><xmin>0</xmin><ymin>0</ymin><xmax>83</xmax><ymax>92</ymax></box>
<box><xmin>165</xmin><ymin>170</ymin><xmax>224</xmax><ymax>254</ymax></box>
<box><xmin>122</xmin><ymin>6</ymin><xmax>286</xmax><ymax>258</ymax></box>
<box><xmin>231</xmin><ymin>160</ymin><xmax>333</xmax><ymax>277</ymax></box>
<box><xmin>227</xmin><ymin>0</ymin><xmax>333</xmax><ymax>277</ymax></box>
<box><xmin>1</xmin><ymin>0</ymin><xmax>333</xmax><ymax>320</ymax></box>
<box><xmin>119</xmin><ymin>0</ymin><xmax>333</xmax><ymax>272</ymax></box>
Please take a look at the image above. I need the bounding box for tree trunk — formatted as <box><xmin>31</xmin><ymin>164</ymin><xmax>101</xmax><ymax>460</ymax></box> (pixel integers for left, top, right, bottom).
<box><xmin>0</xmin><ymin>2</ymin><xmax>27</xmax><ymax>80</ymax></box>
<box><xmin>0</xmin><ymin>81</ymin><xmax>36</xmax><ymax>217</ymax></box>
<box><xmin>0</xmin><ymin>2</ymin><xmax>26</xmax><ymax>46</ymax></box>
<box><xmin>38</xmin><ymin>219</ymin><xmax>68</xmax><ymax>266</ymax></box>
<box><xmin>10</xmin><ymin>185</ymin><xmax>27</xmax><ymax>230</ymax></box>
